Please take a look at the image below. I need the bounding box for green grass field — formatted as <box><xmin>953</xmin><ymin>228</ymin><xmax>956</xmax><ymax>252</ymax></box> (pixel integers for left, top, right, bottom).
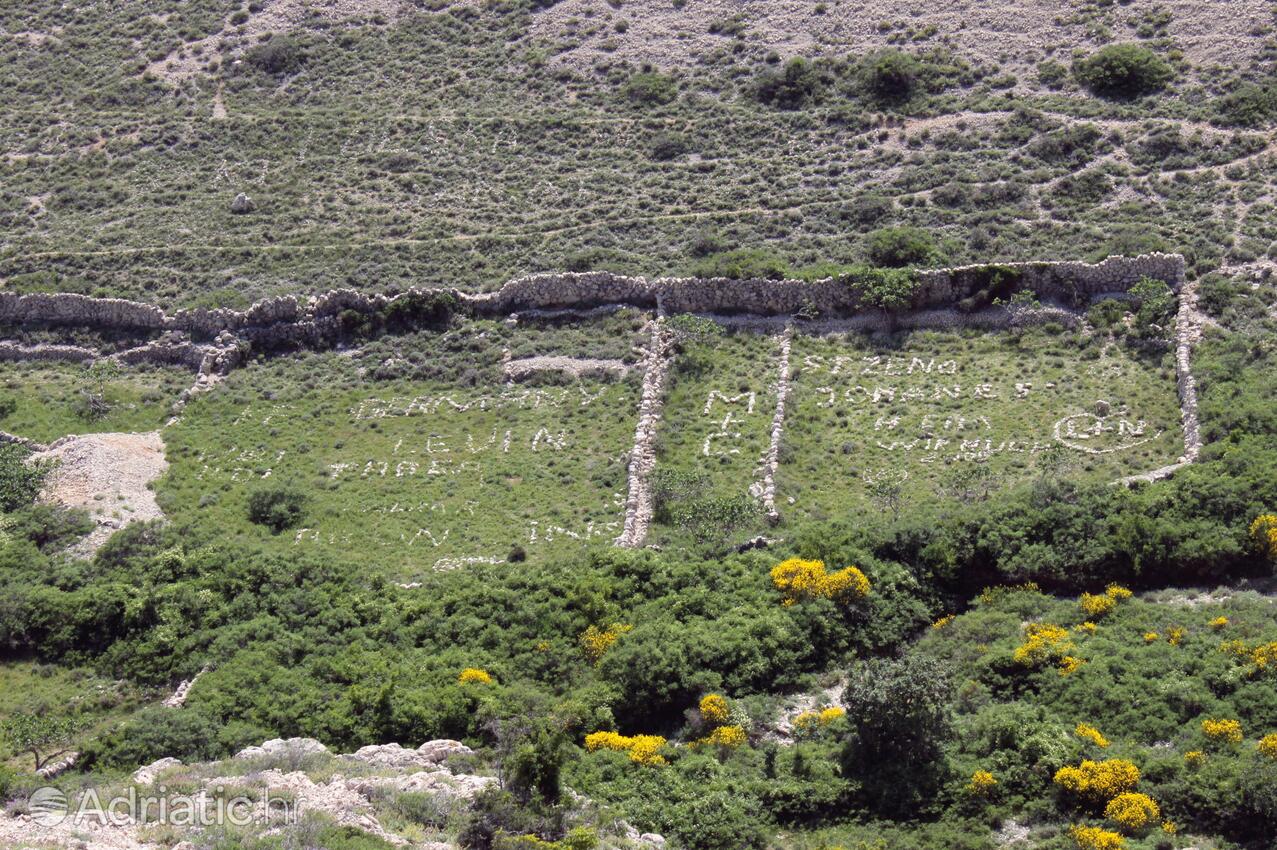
<box><xmin>779</xmin><ymin>326</ymin><xmax>1183</xmax><ymax>522</ymax></box>
<box><xmin>158</xmin><ymin>351</ymin><xmax>640</xmax><ymax>578</ymax></box>
<box><xmin>0</xmin><ymin>361</ymin><xmax>190</xmax><ymax>443</ymax></box>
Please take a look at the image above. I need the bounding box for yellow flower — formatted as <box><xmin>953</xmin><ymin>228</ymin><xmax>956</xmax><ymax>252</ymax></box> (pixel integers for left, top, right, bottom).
<box><xmin>1080</xmin><ymin>592</ymin><xmax>1117</xmax><ymax>618</ymax></box>
<box><xmin>1075</xmin><ymin>723</ymin><xmax>1111</xmax><ymax>749</ymax></box>
<box><xmin>1250</xmin><ymin>513</ymin><xmax>1277</xmax><ymax>560</ymax></box>
<box><xmin>1104</xmin><ymin>792</ymin><xmax>1160</xmax><ymax>832</ymax></box>
<box><xmin>1201</xmin><ymin>717</ymin><xmax>1243</xmax><ymax>745</ymax></box>
<box><xmin>458</xmin><ymin>667</ymin><xmax>493</xmax><ymax>685</ymax></box>
<box><xmin>1054</xmin><ymin>759</ymin><xmax>1140</xmax><ymax>803</ymax></box>
<box><xmin>1183</xmin><ymin>750</ymin><xmax>1205</xmax><ymax>767</ymax></box>
<box><xmin>1143</xmin><ymin>632</ymin><xmax>1159</xmax><ymax>643</ymax></box>
<box><xmin>1059</xmin><ymin>655</ymin><xmax>1085</xmax><ymax>676</ymax></box>
<box><xmin>931</xmin><ymin>614</ymin><xmax>955</xmax><ymax>630</ymax></box>
<box><xmin>1257</xmin><ymin>734</ymin><xmax>1277</xmax><ymax>758</ymax></box>
<box><xmin>579</xmin><ymin>623</ymin><xmax>632</xmax><ymax>663</ymax></box>
<box><xmin>584</xmin><ymin>731</ymin><xmax>667</xmax><ymax>766</ymax></box>
<box><xmin>1167</xmin><ymin>627</ymin><xmax>1185</xmax><ymax>646</ymax></box>
<box><xmin>1069</xmin><ymin>824</ymin><xmax>1125</xmax><ymax>850</ymax></box>
<box><xmin>1075</xmin><ymin>621</ymin><xmax>1098</xmax><ymax>634</ymax></box>
<box><xmin>1209</xmin><ymin>616</ymin><xmax>1228</xmax><ymax>630</ymax></box>
<box><xmin>1161</xmin><ymin>821</ymin><xmax>1177</xmax><ymax>835</ymax></box>
<box><xmin>1251</xmin><ymin>641</ymin><xmax>1277</xmax><ymax>673</ymax></box>
<box><xmin>699</xmin><ymin>694</ymin><xmax>730</xmax><ymax>727</ymax></box>
<box><xmin>966</xmin><ymin>769</ymin><xmax>997</xmax><ymax>796</ymax></box>
<box><xmin>1219</xmin><ymin>638</ymin><xmax>1250</xmax><ymax>658</ymax></box>
<box><xmin>1014</xmin><ymin>623</ymin><xmax>1074</xmax><ymax>667</ymax></box>
<box><xmin>771</xmin><ymin>558</ymin><xmax>869</xmax><ymax>605</ymax></box>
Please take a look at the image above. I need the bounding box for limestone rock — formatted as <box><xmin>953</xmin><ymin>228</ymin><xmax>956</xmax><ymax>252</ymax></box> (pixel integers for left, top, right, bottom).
<box><xmin>234</xmin><ymin>737</ymin><xmax>329</xmax><ymax>761</ymax></box>
<box><xmin>133</xmin><ymin>757</ymin><xmax>183</xmax><ymax>785</ymax></box>
<box><xmin>230</xmin><ymin>193</ymin><xmax>256</xmax><ymax>214</ymax></box>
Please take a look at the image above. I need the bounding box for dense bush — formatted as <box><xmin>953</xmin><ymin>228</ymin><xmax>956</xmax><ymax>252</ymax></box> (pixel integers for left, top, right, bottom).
<box><xmin>247</xmin><ymin>486</ymin><xmax>306</xmax><ymax>532</ymax></box>
<box><xmin>865</xmin><ymin>226</ymin><xmax>937</xmax><ymax>268</ymax></box>
<box><xmin>244</xmin><ymin>36</ymin><xmax>307</xmax><ymax>76</ymax></box>
<box><xmin>0</xmin><ymin>444</ymin><xmax>50</xmax><ymax>513</ymax></box>
<box><xmin>753</xmin><ymin>57</ymin><xmax>823</xmax><ymax>108</ymax></box>
<box><xmin>864</xmin><ymin>50</ymin><xmax>921</xmax><ymax>101</ymax></box>
<box><xmin>688</xmin><ymin>248</ymin><xmax>789</xmax><ymax>280</ymax></box>
<box><xmin>1074</xmin><ymin>44</ymin><xmax>1173</xmax><ymax>98</ymax></box>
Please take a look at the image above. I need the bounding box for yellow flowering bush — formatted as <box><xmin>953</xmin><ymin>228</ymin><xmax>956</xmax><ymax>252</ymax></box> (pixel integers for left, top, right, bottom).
<box><xmin>699</xmin><ymin>694</ymin><xmax>730</xmax><ymax>726</ymax></box>
<box><xmin>1059</xmin><ymin>655</ymin><xmax>1085</xmax><ymax>676</ymax></box>
<box><xmin>458</xmin><ymin>667</ymin><xmax>494</xmax><ymax>685</ymax></box>
<box><xmin>1250</xmin><ymin>513</ymin><xmax>1277</xmax><ymax>559</ymax></box>
<box><xmin>1251</xmin><ymin>641</ymin><xmax>1277</xmax><ymax>674</ymax></box>
<box><xmin>1167</xmin><ymin>627</ymin><xmax>1185</xmax><ymax>646</ymax></box>
<box><xmin>584</xmin><ymin>731</ymin><xmax>668</xmax><ymax>766</ymax></box>
<box><xmin>1104</xmin><ymin>792</ymin><xmax>1160</xmax><ymax>832</ymax></box>
<box><xmin>966</xmin><ymin>769</ymin><xmax>998</xmax><ymax>796</ymax></box>
<box><xmin>770</xmin><ymin>558</ymin><xmax>870</xmax><ymax>605</ymax></box>
<box><xmin>1069</xmin><ymin>824</ymin><xmax>1125</xmax><ymax>850</ymax></box>
<box><xmin>1014</xmin><ymin>623</ymin><xmax>1074</xmax><ymax>667</ymax></box>
<box><xmin>1075</xmin><ymin>723</ymin><xmax>1111</xmax><ymax>749</ymax></box>
<box><xmin>1161</xmin><ymin>821</ymin><xmax>1177</xmax><ymax>835</ymax></box>
<box><xmin>793</xmin><ymin>706</ymin><xmax>845</xmax><ymax>736</ymax></box>
<box><xmin>1080</xmin><ymin>593</ymin><xmax>1117</xmax><ymax>618</ymax></box>
<box><xmin>579</xmin><ymin>623</ymin><xmax>632</xmax><ymax>662</ymax></box>
<box><xmin>931</xmin><ymin>614</ymin><xmax>955</xmax><ymax>630</ymax></box>
<box><xmin>1201</xmin><ymin>717</ymin><xmax>1243</xmax><ymax>745</ymax></box>
<box><xmin>700</xmin><ymin>724</ymin><xmax>747</xmax><ymax>749</ymax></box>
<box><xmin>1105</xmin><ymin>584</ymin><xmax>1133</xmax><ymax>601</ymax></box>
<box><xmin>1054</xmin><ymin>759</ymin><xmax>1140</xmax><ymax>803</ymax></box>
<box><xmin>819</xmin><ymin>706</ymin><xmax>846</xmax><ymax>724</ymax></box>
<box><xmin>1257</xmin><ymin>733</ymin><xmax>1277</xmax><ymax>758</ymax></box>
<box><xmin>1143</xmin><ymin>632</ymin><xmax>1159</xmax><ymax>643</ymax></box>
<box><xmin>1076</xmin><ymin>622</ymin><xmax>1098</xmax><ymax>634</ymax></box>
<box><xmin>1209</xmin><ymin>616</ymin><xmax>1228</xmax><ymax>630</ymax></box>
<box><xmin>1184</xmin><ymin>750</ymin><xmax>1205</xmax><ymax>767</ymax></box>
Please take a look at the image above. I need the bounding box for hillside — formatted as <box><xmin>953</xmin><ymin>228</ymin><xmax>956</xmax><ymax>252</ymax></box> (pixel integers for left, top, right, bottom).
<box><xmin>2</xmin><ymin>2</ymin><xmax>1277</xmax><ymax>850</ymax></box>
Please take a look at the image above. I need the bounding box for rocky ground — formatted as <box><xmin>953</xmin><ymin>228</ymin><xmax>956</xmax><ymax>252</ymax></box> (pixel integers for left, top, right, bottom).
<box><xmin>31</xmin><ymin>432</ymin><xmax>168</xmax><ymax>557</ymax></box>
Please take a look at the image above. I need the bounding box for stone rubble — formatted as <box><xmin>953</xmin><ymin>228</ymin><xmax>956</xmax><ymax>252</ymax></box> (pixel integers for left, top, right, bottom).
<box><xmin>615</xmin><ymin>319</ymin><xmax>674</xmax><ymax>548</ymax></box>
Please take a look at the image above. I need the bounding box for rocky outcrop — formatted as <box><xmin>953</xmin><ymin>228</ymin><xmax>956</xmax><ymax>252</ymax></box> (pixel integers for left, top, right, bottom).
<box><xmin>234</xmin><ymin>737</ymin><xmax>330</xmax><ymax>761</ymax></box>
<box><xmin>342</xmin><ymin>740</ymin><xmax>473</xmax><ymax>770</ymax></box>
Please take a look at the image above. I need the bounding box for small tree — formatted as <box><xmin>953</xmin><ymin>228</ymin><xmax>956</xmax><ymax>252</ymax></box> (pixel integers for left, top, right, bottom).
<box><xmin>1</xmin><ymin>712</ymin><xmax>79</xmax><ymax>772</ymax></box>
<box><xmin>1128</xmin><ymin>276</ymin><xmax>1176</xmax><ymax>339</ymax></box>
<box><xmin>865</xmin><ymin>226</ymin><xmax>936</xmax><ymax>268</ymax></box>
<box><xmin>840</xmin><ymin>655</ymin><xmax>955</xmax><ymax>819</ymax></box>
<box><xmin>247</xmin><ymin>486</ymin><xmax>306</xmax><ymax>532</ymax></box>
<box><xmin>864</xmin><ymin>469</ymin><xmax>907</xmax><ymax>519</ymax></box>
<box><xmin>79</xmin><ymin>359</ymin><xmax>121</xmax><ymax>421</ymax></box>
<box><xmin>754</xmin><ymin>57</ymin><xmax>823</xmax><ymax>108</ymax></box>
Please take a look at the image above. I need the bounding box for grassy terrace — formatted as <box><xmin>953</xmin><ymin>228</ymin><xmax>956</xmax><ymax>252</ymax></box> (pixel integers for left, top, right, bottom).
<box><xmin>0</xmin><ymin>360</ymin><xmax>190</xmax><ymax>443</ymax></box>
<box><xmin>778</xmin><ymin>326</ymin><xmax>1184</xmax><ymax>522</ymax></box>
<box><xmin>158</xmin><ymin>351</ymin><xmax>640</xmax><ymax>577</ymax></box>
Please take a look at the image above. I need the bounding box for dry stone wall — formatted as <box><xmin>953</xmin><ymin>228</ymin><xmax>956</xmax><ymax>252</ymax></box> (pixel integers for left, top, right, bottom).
<box><xmin>0</xmin><ymin>254</ymin><xmax>1184</xmax><ymax>339</ymax></box>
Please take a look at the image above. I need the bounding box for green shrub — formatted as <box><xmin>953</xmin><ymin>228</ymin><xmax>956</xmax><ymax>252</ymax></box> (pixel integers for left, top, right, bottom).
<box><xmin>0</xmin><ymin>444</ymin><xmax>51</xmax><ymax>513</ymax></box>
<box><xmin>623</xmin><ymin>72</ymin><xmax>678</xmax><ymax>105</ymax></box>
<box><xmin>244</xmin><ymin>36</ymin><xmax>307</xmax><ymax>75</ymax></box>
<box><xmin>753</xmin><ymin>57</ymin><xmax>823</xmax><ymax>108</ymax></box>
<box><xmin>247</xmin><ymin>486</ymin><xmax>306</xmax><ymax>532</ymax></box>
<box><xmin>1074</xmin><ymin>44</ymin><xmax>1173</xmax><ymax>97</ymax></box>
<box><xmin>864</xmin><ymin>49</ymin><xmax>921</xmax><ymax>100</ymax></box>
<box><xmin>865</xmin><ymin>226</ymin><xmax>936</xmax><ymax>268</ymax></box>
<box><xmin>689</xmin><ymin>248</ymin><xmax>789</xmax><ymax>280</ymax></box>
